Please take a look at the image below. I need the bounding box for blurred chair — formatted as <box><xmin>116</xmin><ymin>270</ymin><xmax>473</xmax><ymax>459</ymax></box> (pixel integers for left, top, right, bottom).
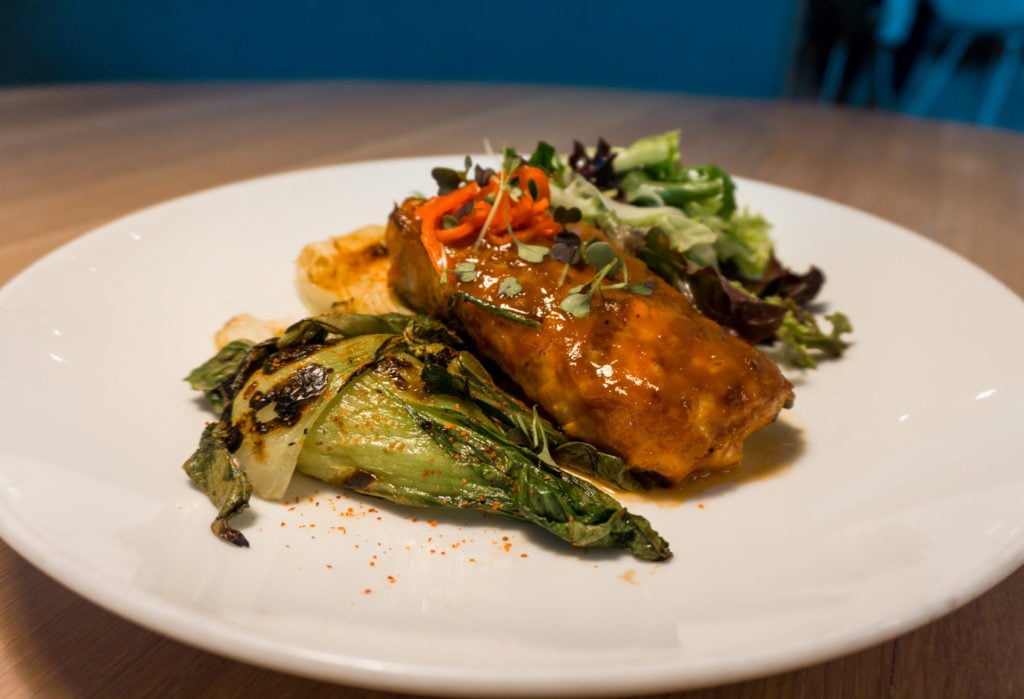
<box><xmin>815</xmin><ymin>0</ymin><xmax>917</xmax><ymax>107</ymax></box>
<box><xmin>873</xmin><ymin>0</ymin><xmax>920</xmax><ymax>109</ymax></box>
<box><xmin>816</xmin><ymin>0</ymin><xmax>882</xmax><ymax>103</ymax></box>
<box><xmin>902</xmin><ymin>0</ymin><xmax>1024</xmax><ymax>125</ymax></box>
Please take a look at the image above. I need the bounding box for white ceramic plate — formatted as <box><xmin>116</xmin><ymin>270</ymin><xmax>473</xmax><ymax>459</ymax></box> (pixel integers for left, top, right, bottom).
<box><xmin>1</xmin><ymin>157</ymin><xmax>1023</xmax><ymax>696</ymax></box>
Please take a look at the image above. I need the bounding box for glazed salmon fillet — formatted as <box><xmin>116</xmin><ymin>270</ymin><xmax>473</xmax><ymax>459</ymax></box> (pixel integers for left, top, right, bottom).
<box><xmin>386</xmin><ymin>198</ymin><xmax>794</xmax><ymax>485</ymax></box>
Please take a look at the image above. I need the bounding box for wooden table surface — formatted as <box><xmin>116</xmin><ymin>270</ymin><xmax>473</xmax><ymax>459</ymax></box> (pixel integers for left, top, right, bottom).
<box><xmin>1</xmin><ymin>82</ymin><xmax>1022</xmax><ymax>698</ymax></box>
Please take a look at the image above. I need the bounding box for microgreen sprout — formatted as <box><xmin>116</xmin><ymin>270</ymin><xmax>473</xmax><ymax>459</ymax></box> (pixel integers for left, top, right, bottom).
<box><xmin>559</xmin><ymin>259</ymin><xmax>620</xmax><ymax>318</ymax></box>
<box><xmin>447</xmin><ymin>262</ymin><xmax>478</xmax><ymax>282</ymax></box>
<box><xmin>628</xmin><ymin>281</ymin><xmax>657</xmax><ymax>295</ymax></box>
<box><xmin>472</xmin><ymin>147</ymin><xmax>530</xmax><ymax>250</ymax></box>
<box><xmin>499</xmin><ymin>277</ymin><xmax>523</xmax><ymax>297</ymax></box>
<box><xmin>553</xmin><ymin>205</ymin><xmax>582</xmax><ymax>226</ymax></box>
<box><xmin>509</xmin><ymin>228</ymin><xmax>548</xmax><ymax>263</ymax></box>
<box><xmin>549</xmin><ymin>231</ymin><xmax>582</xmax><ymax>265</ymax></box>
<box><xmin>550</xmin><ymin>207</ymin><xmax>584</xmax><ymax>284</ymax></box>
<box><xmin>474</xmin><ymin>179</ymin><xmax>505</xmax><ymax>248</ymax></box>
<box><xmin>558</xmin><ymin>290</ymin><xmax>594</xmax><ymax>318</ymax></box>
<box><xmin>431</xmin><ymin>155</ymin><xmax>474</xmax><ymax>195</ymax></box>
<box><xmin>582</xmin><ymin>241</ymin><xmax>621</xmax><ymax>276</ymax></box>
<box><xmin>473</xmin><ymin>164</ymin><xmax>495</xmax><ymax>186</ymax></box>
<box><xmin>512</xmin><ymin>407</ymin><xmax>557</xmax><ymax>466</ymax></box>
<box><xmin>558</xmin><ymin>240</ymin><xmax>654</xmax><ymax>317</ymax></box>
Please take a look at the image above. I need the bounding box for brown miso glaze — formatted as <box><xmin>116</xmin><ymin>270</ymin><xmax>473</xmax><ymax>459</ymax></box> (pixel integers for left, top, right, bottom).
<box><xmin>387</xmin><ymin>199</ymin><xmax>794</xmax><ymax>485</ymax></box>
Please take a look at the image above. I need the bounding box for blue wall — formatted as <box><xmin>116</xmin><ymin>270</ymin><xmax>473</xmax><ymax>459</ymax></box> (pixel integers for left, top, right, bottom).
<box><xmin>1</xmin><ymin>1</ymin><xmax>800</xmax><ymax>97</ymax></box>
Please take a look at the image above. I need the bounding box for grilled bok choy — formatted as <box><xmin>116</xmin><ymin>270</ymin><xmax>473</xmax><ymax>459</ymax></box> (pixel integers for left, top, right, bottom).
<box><xmin>183</xmin><ymin>312</ymin><xmax>671</xmax><ymax>561</ymax></box>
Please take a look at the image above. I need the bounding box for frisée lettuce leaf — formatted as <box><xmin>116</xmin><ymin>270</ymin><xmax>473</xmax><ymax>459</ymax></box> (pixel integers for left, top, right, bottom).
<box><xmin>531</xmin><ymin>131</ymin><xmax>851</xmax><ymax>367</ymax></box>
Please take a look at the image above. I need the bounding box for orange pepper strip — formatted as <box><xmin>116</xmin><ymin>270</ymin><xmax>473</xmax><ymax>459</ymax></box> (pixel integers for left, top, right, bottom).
<box><xmin>486</xmin><ymin>230</ymin><xmax>512</xmax><ymax>246</ymax></box>
<box><xmin>412</xmin><ymin>164</ymin><xmax>562</xmax><ymax>269</ymax></box>
<box><xmin>505</xmin><ymin>196</ymin><xmax>535</xmax><ymax>230</ymax></box>
<box><xmin>414</xmin><ymin>182</ymin><xmax>480</xmax><ymax>237</ymax></box>
<box><xmin>419</xmin><ymin>226</ymin><xmax>447</xmax><ymax>272</ymax></box>
<box><xmin>514</xmin><ymin>165</ymin><xmax>551</xmax><ymax>203</ymax></box>
<box><xmin>413</xmin><ymin>182</ymin><xmax>480</xmax><ymax>269</ymax></box>
<box><xmin>515</xmin><ymin>220</ymin><xmax>562</xmax><ymax>243</ymax></box>
<box><xmin>484</xmin><ymin>167</ymin><xmax>553</xmax><ymax>238</ymax></box>
<box><xmin>434</xmin><ymin>222</ymin><xmax>478</xmax><ymax>243</ymax></box>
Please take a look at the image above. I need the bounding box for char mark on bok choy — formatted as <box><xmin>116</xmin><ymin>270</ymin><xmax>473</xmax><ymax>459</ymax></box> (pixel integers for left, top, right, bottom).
<box><xmin>183</xmin><ymin>312</ymin><xmax>671</xmax><ymax>561</ymax></box>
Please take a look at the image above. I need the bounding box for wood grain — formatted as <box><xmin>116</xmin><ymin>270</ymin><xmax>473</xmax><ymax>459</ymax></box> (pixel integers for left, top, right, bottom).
<box><xmin>1</xmin><ymin>82</ymin><xmax>1022</xmax><ymax>698</ymax></box>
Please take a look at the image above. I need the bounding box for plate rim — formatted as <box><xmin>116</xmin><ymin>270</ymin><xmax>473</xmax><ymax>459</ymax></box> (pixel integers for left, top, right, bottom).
<box><xmin>2</xmin><ymin>156</ymin><xmax>1023</xmax><ymax>695</ymax></box>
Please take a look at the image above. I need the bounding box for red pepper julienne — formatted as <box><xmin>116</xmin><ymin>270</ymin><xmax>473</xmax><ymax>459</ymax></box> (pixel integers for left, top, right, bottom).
<box><xmin>413</xmin><ymin>164</ymin><xmax>562</xmax><ymax>271</ymax></box>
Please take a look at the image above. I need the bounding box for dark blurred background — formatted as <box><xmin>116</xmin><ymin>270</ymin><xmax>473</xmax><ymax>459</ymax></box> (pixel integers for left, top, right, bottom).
<box><xmin>2</xmin><ymin>0</ymin><xmax>1021</xmax><ymax>131</ymax></box>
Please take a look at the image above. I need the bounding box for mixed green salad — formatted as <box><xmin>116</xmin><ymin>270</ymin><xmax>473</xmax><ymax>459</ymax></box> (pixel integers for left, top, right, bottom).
<box><xmin>523</xmin><ymin>130</ymin><xmax>851</xmax><ymax>368</ymax></box>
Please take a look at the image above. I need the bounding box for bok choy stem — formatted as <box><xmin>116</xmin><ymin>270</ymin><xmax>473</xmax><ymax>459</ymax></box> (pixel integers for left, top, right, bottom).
<box><xmin>183</xmin><ymin>312</ymin><xmax>670</xmax><ymax>561</ymax></box>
